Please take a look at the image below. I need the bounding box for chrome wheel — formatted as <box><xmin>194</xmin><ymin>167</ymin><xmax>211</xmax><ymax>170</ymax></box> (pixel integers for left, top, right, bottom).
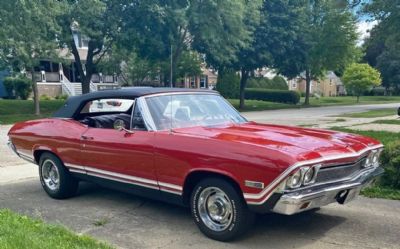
<box><xmin>198</xmin><ymin>187</ymin><xmax>233</xmax><ymax>232</ymax></box>
<box><xmin>41</xmin><ymin>159</ymin><xmax>60</xmax><ymax>191</ymax></box>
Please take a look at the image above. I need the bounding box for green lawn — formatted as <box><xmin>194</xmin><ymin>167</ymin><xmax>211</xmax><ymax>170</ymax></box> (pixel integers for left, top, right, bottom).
<box><xmin>304</xmin><ymin>96</ymin><xmax>400</xmax><ymax>107</ymax></box>
<box><xmin>338</xmin><ymin>108</ymin><xmax>397</xmax><ymax>118</ymax></box>
<box><xmin>228</xmin><ymin>99</ymin><xmax>296</xmax><ymax>112</ymax></box>
<box><xmin>0</xmin><ymin>209</ymin><xmax>113</xmax><ymax>249</ymax></box>
<box><xmin>372</xmin><ymin>119</ymin><xmax>400</xmax><ymax>125</ymax></box>
<box><xmin>331</xmin><ymin>127</ymin><xmax>400</xmax><ymax>200</ymax></box>
<box><xmin>0</xmin><ymin>99</ymin><xmax>65</xmax><ymax>124</ymax></box>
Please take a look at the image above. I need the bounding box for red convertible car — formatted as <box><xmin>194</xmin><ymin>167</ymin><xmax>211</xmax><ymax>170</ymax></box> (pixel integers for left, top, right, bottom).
<box><xmin>8</xmin><ymin>88</ymin><xmax>384</xmax><ymax>241</ymax></box>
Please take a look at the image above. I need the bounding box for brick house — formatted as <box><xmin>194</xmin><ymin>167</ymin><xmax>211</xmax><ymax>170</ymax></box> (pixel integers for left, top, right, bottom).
<box><xmin>288</xmin><ymin>71</ymin><xmax>346</xmax><ymax>97</ymax></box>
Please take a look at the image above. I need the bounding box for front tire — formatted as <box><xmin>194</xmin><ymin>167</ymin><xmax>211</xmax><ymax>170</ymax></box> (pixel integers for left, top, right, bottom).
<box><xmin>39</xmin><ymin>152</ymin><xmax>78</xmax><ymax>199</ymax></box>
<box><xmin>190</xmin><ymin>178</ymin><xmax>255</xmax><ymax>241</ymax></box>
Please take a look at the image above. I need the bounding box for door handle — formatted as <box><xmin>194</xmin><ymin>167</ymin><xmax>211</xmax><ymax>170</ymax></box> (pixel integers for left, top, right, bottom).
<box><xmin>81</xmin><ymin>135</ymin><xmax>94</xmax><ymax>140</ymax></box>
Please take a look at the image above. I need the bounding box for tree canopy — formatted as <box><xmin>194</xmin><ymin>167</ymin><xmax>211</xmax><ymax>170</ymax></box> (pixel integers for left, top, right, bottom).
<box><xmin>342</xmin><ymin>63</ymin><xmax>381</xmax><ymax>102</ymax></box>
<box><xmin>0</xmin><ymin>0</ymin><xmax>61</xmax><ymax>114</ymax></box>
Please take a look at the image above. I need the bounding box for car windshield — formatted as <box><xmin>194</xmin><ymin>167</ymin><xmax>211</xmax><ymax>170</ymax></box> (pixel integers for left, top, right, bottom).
<box><xmin>145</xmin><ymin>94</ymin><xmax>247</xmax><ymax>130</ymax></box>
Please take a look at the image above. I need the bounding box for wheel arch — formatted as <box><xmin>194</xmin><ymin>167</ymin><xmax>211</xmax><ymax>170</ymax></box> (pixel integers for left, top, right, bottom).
<box><xmin>182</xmin><ymin>169</ymin><xmax>244</xmax><ymax>206</ymax></box>
<box><xmin>33</xmin><ymin>147</ymin><xmax>59</xmax><ymax>164</ymax></box>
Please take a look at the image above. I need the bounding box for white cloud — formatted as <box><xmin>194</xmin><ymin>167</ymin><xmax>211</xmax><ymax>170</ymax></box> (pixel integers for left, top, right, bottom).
<box><xmin>356</xmin><ymin>20</ymin><xmax>378</xmax><ymax>45</ymax></box>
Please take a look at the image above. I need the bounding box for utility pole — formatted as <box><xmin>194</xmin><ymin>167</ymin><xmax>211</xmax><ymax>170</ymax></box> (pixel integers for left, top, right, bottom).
<box><xmin>170</xmin><ymin>44</ymin><xmax>173</xmax><ymax>88</ymax></box>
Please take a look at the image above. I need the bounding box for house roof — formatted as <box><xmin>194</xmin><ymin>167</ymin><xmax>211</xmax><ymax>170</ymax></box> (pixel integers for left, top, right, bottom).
<box><xmin>53</xmin><ymin>87</ymin><xmax>216</xmax><ymax>118</ymax></box>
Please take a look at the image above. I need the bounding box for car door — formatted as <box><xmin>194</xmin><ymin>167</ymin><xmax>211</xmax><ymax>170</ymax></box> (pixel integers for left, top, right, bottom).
<box><xmin>78</xmin><ymin>100</ymin><xmax>158</xmax><ymax>191</ymax></box>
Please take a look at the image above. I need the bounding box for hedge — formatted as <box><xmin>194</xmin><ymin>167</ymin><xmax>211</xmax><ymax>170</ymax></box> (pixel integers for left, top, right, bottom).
<box><xmin>3</xmin><ymin>77</ymin><xmax>32</xmax><ymax>100</ymax></box>
<box><xmin>245</xmin><ymin>88</ymin><xmax>300</xmax><ymax>104</ymax></box>
<box><xmin>216</xmin><ymin>71</ymin><xmax>240</xmax><ymax>99</ymax></box>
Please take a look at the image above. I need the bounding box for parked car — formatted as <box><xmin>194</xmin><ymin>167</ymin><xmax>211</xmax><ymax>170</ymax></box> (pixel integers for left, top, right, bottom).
<box><xmin>7</xmin><ymin>88</ymin><xmax>384</xmax><ymax>241</ymax></box>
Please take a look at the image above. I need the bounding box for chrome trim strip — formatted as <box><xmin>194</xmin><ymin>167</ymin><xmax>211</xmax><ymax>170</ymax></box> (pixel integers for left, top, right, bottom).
<box><xmin>18</xmin><ymin>151</ymin><xmax>34</xmax><ymax>160</ymax></box>
<box><xmin>143</xmin><ymin>91</ymin><xmax>219</xmax><ymax>98</ymax></box>
<box><xmin>158</xmin><ymin>182</ymin><xmax>183</xmax><ymax>191</ymax></box>
<box><xmin>69</xmin><ymin>168</ymin><xmax>86</xmax><ymax>174</ymax></box>
<box><xmin>243</xmin><ymin>144</ymin><xmax>384</xmax><ymax>204</ymax></box>
<box><xmin>88</xmin><ymin>172</ymin><xmax>160</xmax><ymax>190</ymax></box>
<box><xmin>159</xmin><ymin>188</ymin><xmax>182</xmax><ymax>195</ymax></box>
<box><xmin>64</xmin><ymin>163</ymin><xmax>183</xmax><ymax>194</ymax></box>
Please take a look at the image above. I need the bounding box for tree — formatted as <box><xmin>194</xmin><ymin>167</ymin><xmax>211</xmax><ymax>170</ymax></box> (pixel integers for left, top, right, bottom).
<box><xmin>272</xmin><ymin>0</ymin><xmax>358</xmax><ymax>105</ymax></box>
<box><xmin>342</xmin><ymin>63</ymin><xmax>381</xmax><ymax>102</ymax></box>
<box><xmin>56</xmin><ymin>0</ymin><xmax>128</xmax><ymax>94</ymax></box>
<box><xmin>0</xmin><ymin>0</ymin><xmax>60</xmax><ymax>115</ymax></box>
<box><xmin>363</xmin><ymin>0</ymin><xmax>400</xmax><ymax>93</ymax></box>
<box><xmin>121</xmin><ymin>0</ymin><xmax>258</xmax><ymax>87</ymax></box>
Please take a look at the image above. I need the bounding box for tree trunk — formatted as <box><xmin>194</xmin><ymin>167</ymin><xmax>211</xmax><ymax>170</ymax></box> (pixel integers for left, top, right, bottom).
<box><xmin>70</xmin><ymin>38</ymin><xmax>95</xmax><ymax>94</ymax></box>
<box><xmin>239</xmin><ymin>69</ymin><xmax>249</xmax><ymax>109</ymax></box>
<box><xmin>31</xmin><ymin>67</ymin><xmax>40</xmax><ymax>115</ymax></box>
<box><xmin>304</xmin><ymin>69</ymin><xmax>311</xmax><ymax>106</ymax></box>
<box><xmin>357</xmin><ymin>94</ymin><xmax>360</xmax><ymax>103</ymax></box>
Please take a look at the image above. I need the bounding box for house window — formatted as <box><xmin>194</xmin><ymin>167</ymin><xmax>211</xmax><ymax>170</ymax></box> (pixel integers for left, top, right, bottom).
<box><xmin>330</xmin><ymin>79</ymin><xmax>333</xmax><ymax>86</ymax></box>
<box><xmin>292</xmin><ymin>82</ymin><xmax>297</xmax><ymax>88</ymax></box>
<box><xmin>190</xmin><ymin>77</ymin><xmax>196</xmax><ymax>88</ymax></box>
<box><xmin>200</xmin><ymin>75</ymin><xmax>208</xmax><ymax>88</ymax></box>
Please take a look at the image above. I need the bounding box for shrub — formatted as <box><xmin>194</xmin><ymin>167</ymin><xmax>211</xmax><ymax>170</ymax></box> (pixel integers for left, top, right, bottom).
<box><xmin>55</xmin><ymin>94</ymin><xmax>68</xmax><ymax>100</ymax></box>
<box><xmin>380</xmin><ymin>141</ymin><xmax>400</xmax><ymax>189</ymax></box>
<box><xmin>245</xmin><ymin>88</ymin><xmax>300</xmax><ymax>104</ymax></box>
<box><xmin>216</xmin><ymin>71</ymin><xmax>240</xmax><ymax>99</ymax></box>
<box><xmin>40</xmin><ymin>94</ymin><xmax>52</xmax><ymax>101</ymax></box>
<box><xmin>3</xmin><ymin>77</ymin><xmax>32</xmax><ymax>100</ymax></box>
<box><xmin>3</xmin><ymin>77</ymin><xmax>15</xmax><ymax>98</ymax></box>
<box><xmin>246</xmin><ymin>76</ymin><xmax>288</xmax><ymax>90</ymax></box>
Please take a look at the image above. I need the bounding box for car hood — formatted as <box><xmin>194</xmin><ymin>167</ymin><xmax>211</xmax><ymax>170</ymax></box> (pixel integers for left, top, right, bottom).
<box><xmin>172</xmin><ymin>122</ymin><xmax>381</xmax><ymax>162</ymax></box>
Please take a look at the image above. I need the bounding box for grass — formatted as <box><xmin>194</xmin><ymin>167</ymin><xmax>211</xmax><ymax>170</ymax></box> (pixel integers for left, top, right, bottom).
<box><xmin>0</xmin><ymin>209</ymin><xmax>113</xmax><ymax>249</ymax></box>
<box><xmin>0</xmin><ymin>99</ymin><xmax>65</xmax><ymax>124</ymax></box>
<box><xmin>304</xmin><ymin>95</ymin><xmax>400</xmax><ymax>107</ymax></box>
<box><xmin>361</xmin><ymin>187</ymin><xmax>400</xmax><ymax>200</ymax></box>
<box><xmin>338</xmin><ymin>108</ymin><xmax>397</xmax><ymax>118</ymax></box>
<box><xmin>331</xmin><ymin>127</ymin><xmax>400</xmax><ymax>146</ymax></box>
<box><xmin>228</xmin><ymin>99</ymin><xmax>295</xmax><ymax>112</ymax></box>
<box><xmin>372</xmin><ymin>119</ymin><xmax>400</xmax><ymax>125</ymax></box>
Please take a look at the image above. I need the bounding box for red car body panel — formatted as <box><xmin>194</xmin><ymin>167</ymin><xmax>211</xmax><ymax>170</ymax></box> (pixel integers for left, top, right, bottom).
<box><xmin>8</xmin><ymin>116</ymin><xmax>382</xmax><ymax>206</ymax></box>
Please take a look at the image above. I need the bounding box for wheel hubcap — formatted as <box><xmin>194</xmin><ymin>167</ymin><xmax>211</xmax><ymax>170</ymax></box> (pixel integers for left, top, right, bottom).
<box><xmin>41</xmin><ymin>159</ymin><xmax>60</xmax><ymax>191</ymax></box>
<box><xmin>198</xmin><ymin>187</ymin><xmax>233</xmax><ymax>232</ymax></box>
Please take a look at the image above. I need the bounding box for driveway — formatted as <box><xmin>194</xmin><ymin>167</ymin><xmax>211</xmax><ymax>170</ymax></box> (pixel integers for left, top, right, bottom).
<box><xmin>1</xmin><ymin>103</ymin><xmax>400</xmax><ymax>249</ymax></box>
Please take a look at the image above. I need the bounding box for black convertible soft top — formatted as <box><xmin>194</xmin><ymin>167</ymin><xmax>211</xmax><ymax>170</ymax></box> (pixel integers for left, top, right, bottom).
<box><xmin>53</xmin><ymin>87</ymin><xmax>216</xmax><ymax>118</ymax></box>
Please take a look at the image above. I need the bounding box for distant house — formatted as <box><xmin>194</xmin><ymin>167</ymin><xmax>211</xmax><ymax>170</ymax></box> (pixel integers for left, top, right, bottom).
<box><xmin>176</xmin><ymin>66</ymin><xmax>218</xmax><ymax>89</ymax></box>
<box><xmin>288</xmin><ymin>71</ymin><xmax>345</xmax><ymax>97</ymax></box>
<box><xmin>29</xmin><ymin>30</ymin><xmax>119</xmax><ymax>98</ymax></box>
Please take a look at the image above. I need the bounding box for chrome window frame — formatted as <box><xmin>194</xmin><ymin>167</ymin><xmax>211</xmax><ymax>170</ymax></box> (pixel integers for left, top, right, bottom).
<box><xmin>137</xmin><ymin>92</ymin><xmax>246</xmax><ymax>132</ymax></box>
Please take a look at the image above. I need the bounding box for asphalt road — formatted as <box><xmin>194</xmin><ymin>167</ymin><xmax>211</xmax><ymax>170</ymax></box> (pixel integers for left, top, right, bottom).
<box><xmin>1</xmin><ymin>103</ymin><xmax>400</xmax><ymax>249</ymax></box>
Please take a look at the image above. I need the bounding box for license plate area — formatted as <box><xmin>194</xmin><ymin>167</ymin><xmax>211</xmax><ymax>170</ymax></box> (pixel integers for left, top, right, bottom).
<box><xmin>336</xmin><ymin>187</ymin><xmax>361</xmax><ymax>204</ymax></box>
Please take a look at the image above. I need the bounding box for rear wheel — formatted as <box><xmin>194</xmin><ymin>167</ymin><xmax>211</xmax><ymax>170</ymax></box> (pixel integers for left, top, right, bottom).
<box><xmin>39</xmin><ymin>152</ymin><xmax>78</xmax><ymax>199</ymax></box>
<box><xmin>190</xmin><ymin>178</ymin><xmax>255</xmax><ymax>241</ymax></box>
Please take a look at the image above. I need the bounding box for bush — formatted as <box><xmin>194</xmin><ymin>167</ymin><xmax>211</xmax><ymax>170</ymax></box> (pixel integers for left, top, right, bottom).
<box><xmin>40</xmin><ymin>94</ymin><xmax>52</xmax><ymax>101</ymax></box>
<box><xmin>3</xmin><ymin>77</ymin><xmax>32</xmax><ymax>100</ymax></box>
<box><xmin>246</xmin><ymin>76</ymin><xmax>288</xmax><ymax>90</ymax></box>
<box><xmin>245</xmin><ymin>88</ymin><xmax>300</xmax><ymax>104</ymax></box>
<box><xmin>55</xmin><ymin>94</ymin><xmax>69</xmax><ymax>100</ymax></box>
<box><xmin>216</xmin><ymin>71</ymin><xmax>240</xmax><ymax>99</ymax></box>
<box><xmin>380</xmin><ymin>141</ymin><xmax>400</xmax><ymax>189</ymax></box>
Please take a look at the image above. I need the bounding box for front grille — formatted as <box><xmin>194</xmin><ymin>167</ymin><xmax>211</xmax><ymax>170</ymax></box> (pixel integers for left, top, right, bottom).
<box><xmin>316</xmin><ymin>157</ymin><xmax>366</xmax><ymax>184</ymax></box>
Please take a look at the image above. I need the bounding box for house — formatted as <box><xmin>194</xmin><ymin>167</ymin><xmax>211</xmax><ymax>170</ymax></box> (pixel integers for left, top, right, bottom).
<box><xmin>288</xmin><ymin>71</ymin><xmax>345</xmax><ymax>97</ymax></box>
<box><xmin>31</xmin><ymin>30</ymin><xmax>119</xmax><ymax>98</ymax></box>
<box><xmin>177</xmin><ymin>66</ymin><xmax>218</xmax><ymax>89</ymax></box>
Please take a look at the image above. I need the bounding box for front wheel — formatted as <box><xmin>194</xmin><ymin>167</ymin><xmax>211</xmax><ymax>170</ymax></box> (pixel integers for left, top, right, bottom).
<box><xmin>39</xmin><ymin>152</ymin><xmax>79</xmax><ymax>199</ymax></box>
<box><xmin>190</xmin><ymin>178</ymin><xmax>255</xmax><ymax>241</ymax></box>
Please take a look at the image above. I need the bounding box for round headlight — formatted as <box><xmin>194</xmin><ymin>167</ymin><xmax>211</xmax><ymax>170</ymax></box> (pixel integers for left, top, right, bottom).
<box><xmin>286</xmin><ymin>170</ymin><xmax>302</xmax><ymax>189</ymax></box>
<box><xmin>303</xmin><ymin>167</ymin><xmax>315</xmax><ymax>184</ymax></box>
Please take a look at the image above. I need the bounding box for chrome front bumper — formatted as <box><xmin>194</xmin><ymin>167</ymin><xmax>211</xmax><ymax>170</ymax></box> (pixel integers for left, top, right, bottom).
<box><xmin>272</xmin><ymin>166</ymin><xmax>384</xmax><ymax>215</ymax></box>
